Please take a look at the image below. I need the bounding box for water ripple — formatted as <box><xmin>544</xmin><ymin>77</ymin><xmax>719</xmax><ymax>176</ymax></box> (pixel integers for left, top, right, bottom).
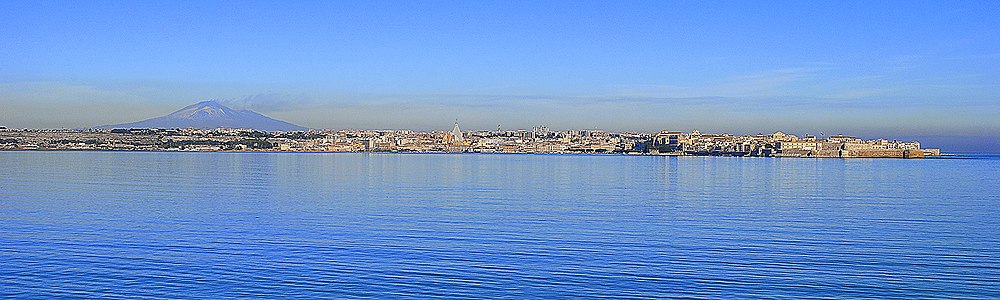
<box><xmin>1</xmin><ymin>152</ymin><xmax>998</xmax><ymax>298</ymax></box>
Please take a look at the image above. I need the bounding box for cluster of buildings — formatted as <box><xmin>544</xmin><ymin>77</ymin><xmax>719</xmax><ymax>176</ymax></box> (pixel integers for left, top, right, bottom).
<box><xmin>0</xmin><ymin>125</ymin><xmax>646</xmax><ymax>154</ymax></box>
<box><xmin>651</xmin><ymin>130</ymin><xmax>940</xmax><ymax>158</ymax></box>
<box><xmin>0</xmin><ymin>124</ymin><xmax>941</xmax><ymax>158</ymax></box>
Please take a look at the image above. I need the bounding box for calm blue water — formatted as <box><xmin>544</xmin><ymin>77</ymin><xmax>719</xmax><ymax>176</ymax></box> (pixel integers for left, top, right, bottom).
<box><xmin>1</xmin><ymin>152</ymin><xmax>998</xmax><ymax>298</ymax></box>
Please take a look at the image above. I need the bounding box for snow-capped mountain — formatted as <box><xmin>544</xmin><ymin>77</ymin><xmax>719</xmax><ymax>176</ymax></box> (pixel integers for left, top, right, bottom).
<box><xmin>96</xmin><ymin>100</ymin><xmax>307</xmax><ymax>131</ymax></box>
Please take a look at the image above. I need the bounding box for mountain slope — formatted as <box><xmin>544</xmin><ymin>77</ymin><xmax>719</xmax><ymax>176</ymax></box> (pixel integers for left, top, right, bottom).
<box><xmin>96</xmin><ymin>101</ymin><xmax>308</xmax><ymax>131</ymax></box>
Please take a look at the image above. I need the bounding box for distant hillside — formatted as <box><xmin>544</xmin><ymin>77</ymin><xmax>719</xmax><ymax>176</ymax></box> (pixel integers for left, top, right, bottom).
<box><xmin>96</xmin><ymin>100</ymin><xmax>307</xmax><ymax>131</ymax></box>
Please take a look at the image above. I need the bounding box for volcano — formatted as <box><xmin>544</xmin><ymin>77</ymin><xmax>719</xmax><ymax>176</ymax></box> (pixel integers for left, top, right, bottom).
<box><xmin>96</xmin><ymin>100</ymin><xmax>307</xmax><ymax>131</ymax></box>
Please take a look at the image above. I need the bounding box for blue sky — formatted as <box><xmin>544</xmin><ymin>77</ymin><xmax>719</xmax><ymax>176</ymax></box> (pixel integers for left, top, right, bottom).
<box><xmin>1</xmin><ymin>1</ymin><xmax>998</xmax><ymax>151</ymax></box>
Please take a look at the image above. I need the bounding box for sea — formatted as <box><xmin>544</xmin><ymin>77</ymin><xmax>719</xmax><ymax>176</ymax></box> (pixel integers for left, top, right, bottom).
<box><xmin>1</xmin><ymin>151</ymin><xmax>998</xmax><ymax>299</ymax></box>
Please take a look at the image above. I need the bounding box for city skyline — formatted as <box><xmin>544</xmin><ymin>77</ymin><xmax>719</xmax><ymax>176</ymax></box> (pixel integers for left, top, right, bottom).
<box><xmin>1</xmin><ymin>1</ymin><xmax>998</xmax><ymax>152</ymax></box>
<box><xmin>0</xmin><ymin>125</ymin><xmax>941</xmax><ymax>159</ymax></box>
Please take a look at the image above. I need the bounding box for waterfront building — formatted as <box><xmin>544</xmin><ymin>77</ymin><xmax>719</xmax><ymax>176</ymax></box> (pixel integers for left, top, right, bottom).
<box><xmin>652</xmin><ymin>130</ymin><xmax>683</xmax><ymax>152</ymax></box>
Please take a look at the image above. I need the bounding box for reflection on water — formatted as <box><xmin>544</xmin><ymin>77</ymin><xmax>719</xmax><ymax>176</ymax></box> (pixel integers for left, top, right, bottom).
<box><xmin>1</xmin><ymin>152</ymin><xmax>998</xmax><ymax>298</ymax></box>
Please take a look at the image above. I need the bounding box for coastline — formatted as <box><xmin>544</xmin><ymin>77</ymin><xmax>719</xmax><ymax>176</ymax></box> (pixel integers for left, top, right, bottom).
<box><xmin>0</xmin><ymin>148</ymin><xmax>961</xmax><ymax>159</ymax></box>
<box><xmin>0</xmin><ymin>128</ymin><xmax>946</xmax><ymax>159</ymax></box>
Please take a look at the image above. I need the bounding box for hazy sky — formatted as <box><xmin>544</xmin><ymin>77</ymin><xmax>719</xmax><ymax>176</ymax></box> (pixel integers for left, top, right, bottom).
<box><xmin>1</xmin><ymin>1</ymin><xmax>998</xmax><ymax>151</ymax></box>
